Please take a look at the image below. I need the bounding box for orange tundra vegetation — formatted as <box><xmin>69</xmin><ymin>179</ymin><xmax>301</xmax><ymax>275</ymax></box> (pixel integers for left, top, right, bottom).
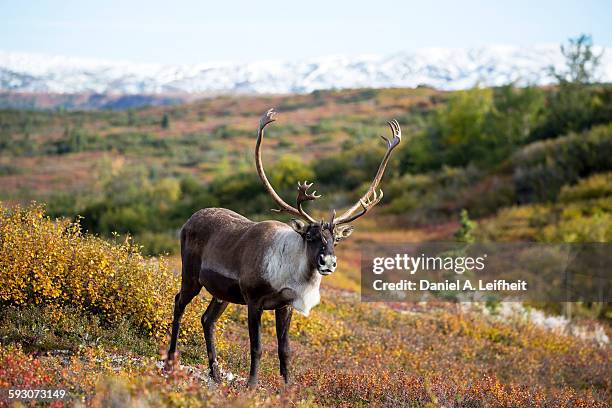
<box><xmin>0</xmin><ymin>203</ymin><xmax>609</xmax><ymax>406</ymax></box>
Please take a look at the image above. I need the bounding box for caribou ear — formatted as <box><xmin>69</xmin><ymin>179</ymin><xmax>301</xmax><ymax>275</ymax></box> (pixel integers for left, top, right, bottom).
<box><xmin>335</xmin><ymin>224</ymin><xmax>355</xmax><ymax>242</ymax></box>
<box><xmin>289</xmin><ymin>219</ymin><xmax>309</xmax><ymax>234</ymax></box>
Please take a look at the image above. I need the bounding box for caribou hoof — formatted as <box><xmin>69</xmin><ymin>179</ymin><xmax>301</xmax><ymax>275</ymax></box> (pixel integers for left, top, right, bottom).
<box><xmin>210</xmin><ymin>364</ymin><xmax>222</xmax><ymax>384</ymax></box>
<box><xmin>163</xmin><ymin>355</ymin><xmax>178</xmax><ymax>373</ymax></box>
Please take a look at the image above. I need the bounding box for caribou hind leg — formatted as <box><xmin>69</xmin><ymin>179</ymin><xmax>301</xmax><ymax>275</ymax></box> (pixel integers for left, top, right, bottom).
<box><xmin>275</xmin><ymin>305</ymin><xmax>293</xmax><ymax>384</ymax></box>
<box><xmin>167</xmin><ymin>283</ymin><xmax>202</xmax><ymax>363</ymax></box>
<box><xmin>167</xmin><ymin>230</ymin><xmax>202</xmax><ymax>365</ymax></box>
<box><xmin>201</xmin><ymin>297</ymin><xmax>229</xmax><ymax>383</ymax></box>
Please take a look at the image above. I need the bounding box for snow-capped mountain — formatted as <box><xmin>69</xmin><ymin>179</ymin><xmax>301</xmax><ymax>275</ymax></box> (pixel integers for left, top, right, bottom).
<box><xmin>1</xmin><ymin>45</ymin><xmax>611</xmax><ymax>95</ymax></box>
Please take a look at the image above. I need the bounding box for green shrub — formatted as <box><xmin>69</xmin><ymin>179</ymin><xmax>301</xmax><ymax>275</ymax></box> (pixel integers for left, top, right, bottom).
<box><xmin>401</xmin><ymin>86</ymin><xmax>545</xmax><ymax>172</ymax></box>
<box><xmin>315</xmin><ymin>139</ymin><xmax>390</xmax><ymax>190</ymax></box>
<box><xmin>384</xmin><ymin>166</ymin><xmax>484</xmax><ymax>223</ymax></box>
<box><xmin>454</xmin><ymin>209</ymin><xmax>476</xmax><ymax>243</ymax></box>
<box><xmin>529</xmin><ymin>35</ymin><xmax>611</xmax><ymax>140</ymax></box>
<box><xmin>512</xmin><ymin>123</ymin><xmax>612</xmax><ymax>203</ymax></box>
<box><xmin>427</xmin><ymin>87</ymin><xmax>494</xmax><ymax>168</ymax></box>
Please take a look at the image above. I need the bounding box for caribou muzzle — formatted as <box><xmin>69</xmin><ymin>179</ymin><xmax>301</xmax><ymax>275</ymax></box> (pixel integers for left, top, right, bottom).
<box><xmin>317</xmin><ymin>254</ymin><xmax>337</xmax><ymax>275</ymax></box>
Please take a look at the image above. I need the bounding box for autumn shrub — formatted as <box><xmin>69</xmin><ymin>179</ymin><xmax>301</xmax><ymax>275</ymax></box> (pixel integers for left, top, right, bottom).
<box><xmin>478</xmin><ymin>169</ymin><xmax>612</xmax><ymax>243</ymax></box>
<box><xmin>477</xmin><ymin>197</ymin><xmax>612</xmax><ymax>243</ymax></box>
<box><xmin>559</xmin><ymin>172</ymin><xmax>612</xmax><ymax>202</ymax></box>
<box><xmin>0</xmin><ymin>203</ymin><xmax>208</xmax><ymax>339</ymax></box>
<box><xmin>0</xmin><ymin>345</ymin><xmax>55</xmax><ymax>390</ymax></box>
<box><xmin>538</xmin><ymin>198</ymin><xmax>612</xmax><ymax>242</ymax></box>
<box><xmin>301</xmin><ymin>370</ymin><xmax>607</xmax><ymax>407</ymax></box>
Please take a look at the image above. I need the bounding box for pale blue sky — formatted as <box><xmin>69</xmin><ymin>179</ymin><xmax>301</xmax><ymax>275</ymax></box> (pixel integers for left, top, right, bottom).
<box><xmin>1</xmin><ymin>0</ymin><xmax>611</xmax><ymax>64</ymax></box>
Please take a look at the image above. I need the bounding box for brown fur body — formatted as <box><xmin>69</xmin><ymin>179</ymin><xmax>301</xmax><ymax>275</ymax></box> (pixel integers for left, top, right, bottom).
<box><xmin>180</xmin><ymin>207</ymin><xmax>315</xmax><ymax>309</ymax></box>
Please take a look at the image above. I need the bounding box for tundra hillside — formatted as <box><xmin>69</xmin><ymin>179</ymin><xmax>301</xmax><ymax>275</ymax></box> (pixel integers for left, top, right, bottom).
<box><xmin>2</xmin><ymin>84</ymin><xmax>611</xmax><ymax>253</ymax></box>
<box><xmin>1</xmin><ymin>38</ymin><xmax>611</xmax><ymax>406</ymax></box>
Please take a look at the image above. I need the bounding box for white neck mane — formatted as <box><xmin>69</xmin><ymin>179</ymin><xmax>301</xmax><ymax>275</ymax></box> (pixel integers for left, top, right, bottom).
<box><xmin>263</xmin><ymin>227</ymin><xmax>321</xmax><ymax>316</ymax></box>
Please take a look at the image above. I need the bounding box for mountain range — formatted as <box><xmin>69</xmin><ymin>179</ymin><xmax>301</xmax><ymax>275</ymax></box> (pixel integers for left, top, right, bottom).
<box><xmin>1</xmin><ymin>45</ymin><xmax>610</xmax><ymax>109</ymax></box>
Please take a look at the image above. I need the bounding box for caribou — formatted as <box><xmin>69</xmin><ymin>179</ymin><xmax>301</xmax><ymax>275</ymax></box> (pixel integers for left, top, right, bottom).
<box><xmin>166</xmin><ymin>108</ymin><xmax>401</xmax><ymax>388</ymax></box>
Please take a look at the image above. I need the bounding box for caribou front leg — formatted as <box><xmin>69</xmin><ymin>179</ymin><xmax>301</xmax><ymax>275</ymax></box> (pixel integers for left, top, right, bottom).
<box><xmin>247</xmin><ymin>302</ymin><xmax>263</xmax><ymax>388</ymax></box>
<box><xmin>275</xmin><ymin>305</ymin><xmax>293</xmax><ymax>384</ymax></box>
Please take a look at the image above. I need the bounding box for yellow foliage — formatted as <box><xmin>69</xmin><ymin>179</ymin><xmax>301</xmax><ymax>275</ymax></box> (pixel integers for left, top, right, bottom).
<box><xmin>559</xmin><ymin>172</ymin><xmax>612</xmax><ymax>202</ymax></box>
<box><xmin>0</xmin><ymin>203</ymin><xmax>208</xmax><ymax>339</ymax></box>
<box><xmin>478</xmin><ymin>195</ymin><xmax>612</xmax><ymax>242</ymax></box>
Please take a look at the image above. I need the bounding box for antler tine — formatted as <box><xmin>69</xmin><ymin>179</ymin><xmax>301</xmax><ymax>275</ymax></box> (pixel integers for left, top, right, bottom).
<box><xmin>386</xmin><ymin>120</ymin><xmax>401</xmax><ymax>147</ymax></box>
<box><xmin>327</xmin><ymin>209</ymin><xmax>336</xmax><ymax>231</ymax></box>
<box><xmin>297</xmin><ymin>180</ymin><xmax>321</xmax><ymax>200</ymax></box>
<box><xmin>334</xmin><ymin>120</ymin><xmax>401</xmax><ymax>225</ymax></box>
<box><xmin>338</xmin><ymin>189</ymin><xmax>384</xmax><ymax>224</ymax></box>
<box><xmin>255</xmin><ymin>109</ymin><xmax>317</xmax><ymax>223</ymax></box>
<box><xmin>296</xmin><ymin>180</ymin><xmax>322</xmax><ymax>221</ymax></box>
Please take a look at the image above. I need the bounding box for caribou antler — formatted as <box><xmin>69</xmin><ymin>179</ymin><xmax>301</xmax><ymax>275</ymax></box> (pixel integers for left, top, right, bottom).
<box><xmin>255</xmin><ymin>109</ymin><xmax>400</xmax><ymax>226</ymax></box>
<box><xmin>334</xmin><ymin>119</ymin><xmax>401</xmax><ymax>225</ymax></box>
<box><xmin>255</xmin><ymin>109</ymin><xmax>318</xmax><ymax>223</ymax></box>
